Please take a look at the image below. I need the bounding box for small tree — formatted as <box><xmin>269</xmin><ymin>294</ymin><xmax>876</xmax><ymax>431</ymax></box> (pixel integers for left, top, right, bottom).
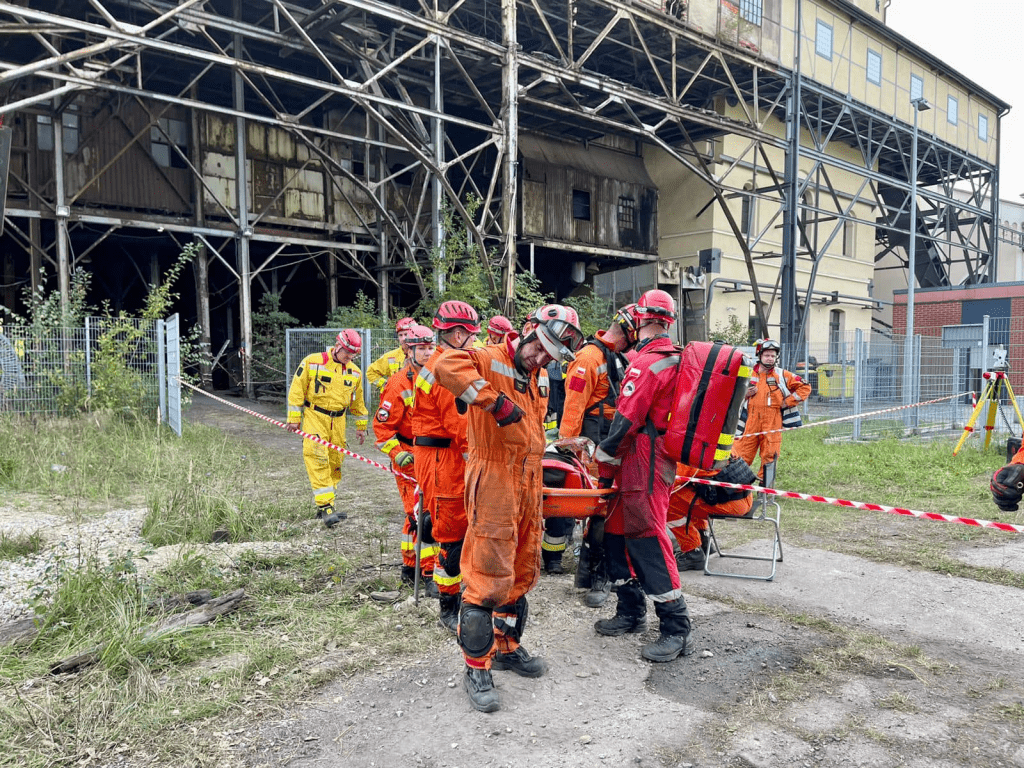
<box><xmin>564</xmin><ymin>289</ymin><xmax>615</xmax><ymax>338</ymax></box>
<box><xmin>252</xmin><ymin>293</ymin><xmax>298</xmax><ymax>381</ymax></box>
<box><xmin>326</xmin><ymin>290</ymin><xmax>388</xmax><ymax>330</ymax></box>
<box><xmin>710</xmin><ymin>314</ymin><xmax>754</xmax><ymax>346</ymax></box>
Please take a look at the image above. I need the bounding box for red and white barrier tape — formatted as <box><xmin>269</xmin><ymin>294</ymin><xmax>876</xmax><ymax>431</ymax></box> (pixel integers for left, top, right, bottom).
<box><xmin>677</xmin><ymin>474</ymin><xmax>1024</xmax><ymax>534</ymax></box>
<box><xmin>735</xmin><ymin>392</ymin><xmax>975</xmax><ymax>441</ymax></box>
<box><xmin>178</xmin><ymin>379</ymin><xmax>416</xmax><ymax>485</ymax></box>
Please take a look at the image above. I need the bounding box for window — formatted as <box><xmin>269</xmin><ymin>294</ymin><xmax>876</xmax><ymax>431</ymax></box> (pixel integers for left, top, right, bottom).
<box><xmin>815</xmin><ymin>21</ymin><xmax>832</xmax><ymax>60</ymax></box>
<box><xmin>151</xmin><ymin>117</ymin><xmax>189</xmax><ymax>169</ymax></box>
<box><xmin>866</xmin><ymin>50</ymin><xmax>881</xmax><ymax>85</ymax></box>
<box><xmin>36</xmin><ymin>109</ymin><xmax>79</xmax><ymax>153</ymax></box>
<box><xmin>947</xmin><ymin>96</ymin><xmax>958</xmax><ymax>125</ymax></box>
<box><xmin>741</xmin><ymin>195</ymin><xmax>755</xmax><ymax>238</ymax></box>
<box><xmin>572</xmin><ymin>189</ymin><xmax>591</xmax><ymax>220</ymax></box>
<box><xmin>829</xmin><ymin>309</ymin><xmax>844</xmax><ymax>363</ymax></box>
<box><xmin>842</xmin><ymin>221</ymin><xmax>856</xmax><ymax>258</ymax></box>
<box><xmin>617</xmin><ymin>196</ymin><xmax>636</xmax><ymax>231</ymax></box>
<box><xmin>738</xmin><ymin>0</ymin><xmax>762</xmax><ymax>25</ymax></box>
<box><xmin>979</xmin><ymin>114</ymin><xmax>989</xmax><ymax>142</ymax></box>
<box><xmin>910</xmin><ymin>74</ymin><xmax>923</xmax><ymax>102</ymax></box>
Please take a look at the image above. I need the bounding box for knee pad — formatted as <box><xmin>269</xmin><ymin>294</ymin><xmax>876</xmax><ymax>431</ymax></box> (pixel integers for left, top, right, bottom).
<box><xmin>457</xmin><ymin>604</ymin><xmax>494</xmax><ymax>658</ymax></box>
<box><xmin>439</xmin><ymin>540</ymin><xmax>463</xmax><ymax>577</ymax></box>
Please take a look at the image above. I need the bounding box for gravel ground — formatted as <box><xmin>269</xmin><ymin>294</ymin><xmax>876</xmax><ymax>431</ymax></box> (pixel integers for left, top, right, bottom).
<box><xmin>0</xmin><ymin>506</ymin><xmax>149</xmax><ymax>622</ymax></box>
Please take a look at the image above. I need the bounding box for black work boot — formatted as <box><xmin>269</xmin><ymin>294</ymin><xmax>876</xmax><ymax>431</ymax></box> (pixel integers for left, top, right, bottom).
<box><xmin>642</xmin><ymin>597</ymin><xmax>693</xmax><ymax>662</ymax></box>
<box><xmin>438</xmin><ymin>592</ymin><xmax>460</xmax><ymax>634</ymax></box>
<box><xmin>584</xmin><ymin>571</ymin><xmax>611</xmax><ymax>608</ymax></box>
<box><xmin>463</xmin><ymin>666</ymin><xmax>500</xmax><ymax>713</ymax></box>
<box><xmin>491</xmin><ymin>646</ymin><xmax>547</xmax><ymax>678</ymax></box>
<box><xmin>423</xmin><ymin>576</ymin><xmax>439</xmax><ymax>599</ymax></box>
<box><xmin>323</xmin><ymin>505</ymin><xmax>347</xmax><ymax>528</ymax></box>
<box><xmin>675</xmin><ymin>548</ymin><xmax>705</xmax><ymax>572</ymax></box>
<box><xmin>594</xmin><ymin>580</ymin><xmax>647</xmax><ymax>636</ymax></box>
<box><xmin>641</xmin><ymin>632</ymin><xmax>696</xmax><ymax>662</ymax></box>
<box><xmin>315</xmin><ymin>504</ymin><xmax>331</xmax><ymax>520</ymax></box>
<box><xmin>542</xmin><ymin>549</ymin><xmax>564</xmax><ymax>575</ymax></box>
<box><xmin>401</xmin><ymin>565</ymin><xmax>416</xmax><ymax>586</ymax></box>
<box><xmin>699</xmin><ymin>528</ymin><xmax>716</xmax><ymax>555</ymax></box>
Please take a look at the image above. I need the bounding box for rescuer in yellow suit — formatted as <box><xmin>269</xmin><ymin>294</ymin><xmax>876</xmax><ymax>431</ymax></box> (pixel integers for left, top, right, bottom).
<box><xmin>287</xmin><ymin>329</ymin><xmax>369</xmax><ymax>527</ymax></box>
<box><xmin>366</xmin><ymin>317</ymin><xmax>417</xmax><ymax>391</ymax></box>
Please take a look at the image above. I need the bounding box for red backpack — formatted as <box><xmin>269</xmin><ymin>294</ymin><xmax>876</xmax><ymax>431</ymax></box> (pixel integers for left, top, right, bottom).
<box><xmin>662</xmin><ymin>341</ymin><xmax>752</xmax><ymax>470</ymax></box>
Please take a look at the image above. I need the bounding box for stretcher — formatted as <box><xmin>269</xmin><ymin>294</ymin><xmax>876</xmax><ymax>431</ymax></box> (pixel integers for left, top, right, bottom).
<box><xmin>541</xmin><ymin>437</ymin><xmax>614</xmax><ymax>519</ymax></box>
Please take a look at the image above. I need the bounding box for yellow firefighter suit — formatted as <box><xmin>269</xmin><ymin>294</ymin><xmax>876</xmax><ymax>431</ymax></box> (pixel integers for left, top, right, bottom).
<box><xmin>366</xmin><ymin>346</ymin><xmax>406</xmax><ymax>391</ymax></box>
<box><xmin>288</xmin><ymin>349</ymin><xmax>369</xmax><ymax>508</ymax></box>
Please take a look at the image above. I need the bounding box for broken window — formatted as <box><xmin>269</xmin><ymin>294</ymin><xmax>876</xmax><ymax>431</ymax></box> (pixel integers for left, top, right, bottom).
<box><xmin>151</xmin><ymin>117</ymin><xmax>189</xmax><ymax>169</ymax></box>
<box><xmin>618</xmin><ymin>195</ymin><xmax>636</xmax><ymax>231</ymax></box>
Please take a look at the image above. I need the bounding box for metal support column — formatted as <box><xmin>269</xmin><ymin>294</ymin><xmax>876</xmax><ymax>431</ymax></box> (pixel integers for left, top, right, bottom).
<box><xmin>233</xmin><ymin>6</ymin><xmax>253</xmax><ymax>398</ymax></box>
<box><xmin>500</xmin><ymin>0</ymin><xmax>519</xmax><ymax>314</ymax></box>
<box><xmin>779</xmin><ymin>1</ymin><xmax>802</xmax><ymax>349</ymax></box>
<box><xmin>190</xmin><ymin>85</ymin><xmax>212</xmax><ymax>388</ymax></box>
<box><xmin>53</xmin><ymin>104</ymin><xmax>71</xmax><ymax>319</ymax></box>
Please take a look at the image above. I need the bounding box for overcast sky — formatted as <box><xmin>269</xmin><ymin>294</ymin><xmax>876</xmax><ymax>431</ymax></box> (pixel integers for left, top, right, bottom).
<box><xmin>885</xmin><ymin>0</ymin><xmax>1023</xmax><ymax>204</ymax></box>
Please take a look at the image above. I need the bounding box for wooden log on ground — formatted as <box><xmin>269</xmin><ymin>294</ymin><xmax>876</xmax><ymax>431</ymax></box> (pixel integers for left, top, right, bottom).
<box><xmin>50</xmin><ymin>589</ymin><xmax>246</xmax><ymax>675</ymax></box>
<box><xmin>0</xmin><ymin>617</ymin><xmax>40</xmax><ymax>647</ymax></box>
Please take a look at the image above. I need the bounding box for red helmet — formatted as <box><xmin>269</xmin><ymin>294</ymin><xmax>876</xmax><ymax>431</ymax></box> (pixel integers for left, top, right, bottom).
<box><xmin>755</xmin><ymin>338</ymin><xmax>781</xmax><ymax>357</ymax></box>
<box><xmin>635</xmin><ymin>289</ymin><xmax>677</xmax><ymax>327</ymax></box>
<box><xmin>335</xmin><ymin>329</ymin><xmax>361</xmax><ymax>355</ymax></box>
<box><xmin>395</xmin><ymin>316</ymin><xmax>417</xmax><ymax>334</ymax></box>
<box><xmin>405</xmin><ymin>324</ymin><xmax>435</xmax><ymax>347</ymax></box>
<box><xmin>531</xmin><ymin>304</ymin><xmax>584</xmax><ymax>363</ymax></box>
<box><xmin>433</xmin><ymin>300</ymin><xmax>481</xmax><ymax>333</ymax></box>
<box><xmin>487</xmin><ymin>315</ymin><xmax>514</xmax><ymax>336</ymax></box>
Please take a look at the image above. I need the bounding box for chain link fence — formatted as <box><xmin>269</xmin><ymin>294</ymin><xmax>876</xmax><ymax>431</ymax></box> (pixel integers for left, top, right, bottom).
<box><xmin>782</xmin><ymin>315</ymin><xmax>1023</xmax><ymax>445</ymax></box>
<box><xmin>284</xmin><ymin>327</ymin><xmax>400</xmax><ymax>415</ymax></box>
<box><xmin>0</xmin><ymin>317</ymin><xmax>176</xmax><ymax>419</ymax></box>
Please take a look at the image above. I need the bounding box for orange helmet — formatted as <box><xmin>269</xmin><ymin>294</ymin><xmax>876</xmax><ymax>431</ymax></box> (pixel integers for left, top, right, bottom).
<box><xmin>433</xmin><ymin>300</ymin><xmax>481</xmax><ymax>333</ymax></box>
<box><xmin>395</xmin><ymin>316</ymin><xmax>417</xmax><ymax>334</ymax></box>
<box><xmin>405</xmin><ymin>324</ymin><xmax>435</xmax><ymax>347</ymax></box>
<box><xmin>531</xmin><ymin>304</ymin><xmax>584</xmax><ymax>363</ymax></box>
<box><xmin>635</xmin><ymin>289</ymin><xmax>677</xmax><ymax>327</ymax></box>
<box><xmin>335</xmin><ymin>329</ymin><xmax>361</xmax><ymax>354</ymax></box>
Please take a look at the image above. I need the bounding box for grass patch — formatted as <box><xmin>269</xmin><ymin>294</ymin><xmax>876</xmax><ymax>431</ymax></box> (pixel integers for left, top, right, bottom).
<box><xmin>0</xmin><ymin>530</ymin><xmax>44</xmax><ymax>561</ymax></box>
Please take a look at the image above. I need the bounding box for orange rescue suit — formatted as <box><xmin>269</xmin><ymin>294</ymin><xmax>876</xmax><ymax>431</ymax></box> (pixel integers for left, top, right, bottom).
<box><xmin>412</xmin><ymin>345</ymin><xmax>470</xmax><ymax>595</ymax></box>
<box><xmin>733</xmin><ymin>363</ymin><xmax>811</xmax><ymax>476</ymax></box>
<box><xmin>666</xmin><ymin>462</ymin><xmax>753</xmax><ymax>553</ymax></box>
<box><xmin>433</xmin><ymin>336</ymin><xmax>549</xmax><ymax>663</ymax></box>
<box><xmin>373</xmin><ymin>363</ymin><xmax>437</xmax><ymax>577</ymax></box>
<box><xmin>558</xmin><ymin>330</ymin><xmax>622</xmax><ymax>441</ymax></box>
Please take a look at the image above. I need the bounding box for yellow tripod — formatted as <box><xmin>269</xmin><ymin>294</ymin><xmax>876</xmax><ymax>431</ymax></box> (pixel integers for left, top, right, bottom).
<box><xmin>954</xmin><ymin>365</ymin><xmax>1024</xmax><ymax>456</ymax></box>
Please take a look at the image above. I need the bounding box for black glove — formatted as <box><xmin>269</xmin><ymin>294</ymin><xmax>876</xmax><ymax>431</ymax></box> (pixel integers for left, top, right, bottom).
<box><xmin>597</xmin><ymin>476</ymin><xmax>614</xmax><ymax>491</ymax></box>
<box><xmin>991</xmin><ymin>464</ymin><xmax>1024</xmax><ymax>512</ymax></box>
<box><xmin>455</xmin><ymin>399</ymin><xmax>468</xmax><ymax>415</ymax></box>
<box><xmin>491</xmin><ymin>392</ymin><xmax>524</xmax><ymax>427</ymax></box>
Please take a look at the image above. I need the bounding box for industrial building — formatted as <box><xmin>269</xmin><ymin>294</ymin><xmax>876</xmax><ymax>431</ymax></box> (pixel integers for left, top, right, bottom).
<box><xmin>0</xmin><ymin>0</ymin><xmax>1011</xmax><ymax>389</ymax></box>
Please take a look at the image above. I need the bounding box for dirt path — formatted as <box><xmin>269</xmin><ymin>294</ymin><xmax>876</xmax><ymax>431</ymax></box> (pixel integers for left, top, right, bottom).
<box><xmin>187</xmin><ymin>393</ymin><xmax>1024</xmax><ymax>768</ymax></box>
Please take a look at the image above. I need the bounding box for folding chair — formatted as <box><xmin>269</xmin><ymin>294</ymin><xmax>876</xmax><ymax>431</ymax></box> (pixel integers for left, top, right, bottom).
<box><xmin>703</xmin><ymin>459</ymin><xmax>783</xmax><ymax>581</ymax></box>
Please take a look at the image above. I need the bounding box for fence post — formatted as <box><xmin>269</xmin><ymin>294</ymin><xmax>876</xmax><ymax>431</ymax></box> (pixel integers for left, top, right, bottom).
<box><xmin>285</xmin><ymin>328</ymin><xmax>292</xmax><ymax>420</ymax></box>
<box><xmin>361</xmin><ymin>328</ymin><xmax>372</xmax><ymax>402</ymax></box>
<box><xmin>853</xmin><ymin>328</ymin><xmax>863</xmax><ymax>440</ymax></box>
<box><xmin>982</xmin><ymin>314</ymin><xmax>990</xmax><ymax>373</ymax></box>
<box><xmin>912</xmin><ymin>333</ymin><xmax>922</xmax><ymax>431</ymax></box>
<box><xmin>157</xmin><ymin>318</ymin><xmax>167</xmax><ymax>423</ymax></box>
<box><xmin>84</xmin><ymin>317</ymin><xmax>93</xmax><ymax>398</ymax></box>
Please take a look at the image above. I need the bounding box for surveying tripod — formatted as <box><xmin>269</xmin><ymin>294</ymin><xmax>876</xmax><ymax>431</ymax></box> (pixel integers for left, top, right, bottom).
<box><xmin>954</xmin><ymin>348</ymin><xmax>1024</xmax><ymax>456</ymax></box>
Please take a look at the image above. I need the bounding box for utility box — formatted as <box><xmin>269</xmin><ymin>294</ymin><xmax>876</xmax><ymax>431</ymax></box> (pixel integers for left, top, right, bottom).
<box><xmin>817</xmin><ymin>363</ymin><xmax>854</xmax><ymax>399</ymax></box>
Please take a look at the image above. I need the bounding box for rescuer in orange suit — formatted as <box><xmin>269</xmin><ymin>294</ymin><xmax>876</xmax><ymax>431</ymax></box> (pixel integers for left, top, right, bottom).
<box><xmin>287</xmin><ymin>329</ymin><xmax>368</xmax><ymax>528</ymax></box>
<box><xmin>991</xmin><ymin>442</ymin><xmax>1024</xmax><ymax>511</ymax></box>
<box><xmin>555</xmin><ymin>305</ymin><xmax>634</xmax><ymax>600</ymax></box>
<box><xmin>434</xmin><ymin>304</ymin><xmax>584</xmax><ymax>713</ymax></box>
<box><xmin>485</xmin><ymin>315</ymin><xmax>514</xmax><ymax>345</ymax></box>
<box><xmin>666</xmin><ymin>457</ymin><xmax>758</xmax><ymax>571</ymax></box>
<box><xmin>373</xmin><ymin>324</ymin><xmax>439</xmax><ymax>595</ymax></box>
<box><xmin>366</xmin><ymin>317</ymin><xmax>417</xmax><ymax>391</ymax></box>
<box><xmin>593</xmin><ymin>290</ymin><xmax>695</xmax><ymax>663</ymax></box>
<box><xmin>412</xmin><ymin>301</ymin><xmax>480</xmax><ymax>633</ymax></box>
<box><xmin>733</xmin><ymin>338</ymin><xmax>811</xmax><ymax>483</ymax></box>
